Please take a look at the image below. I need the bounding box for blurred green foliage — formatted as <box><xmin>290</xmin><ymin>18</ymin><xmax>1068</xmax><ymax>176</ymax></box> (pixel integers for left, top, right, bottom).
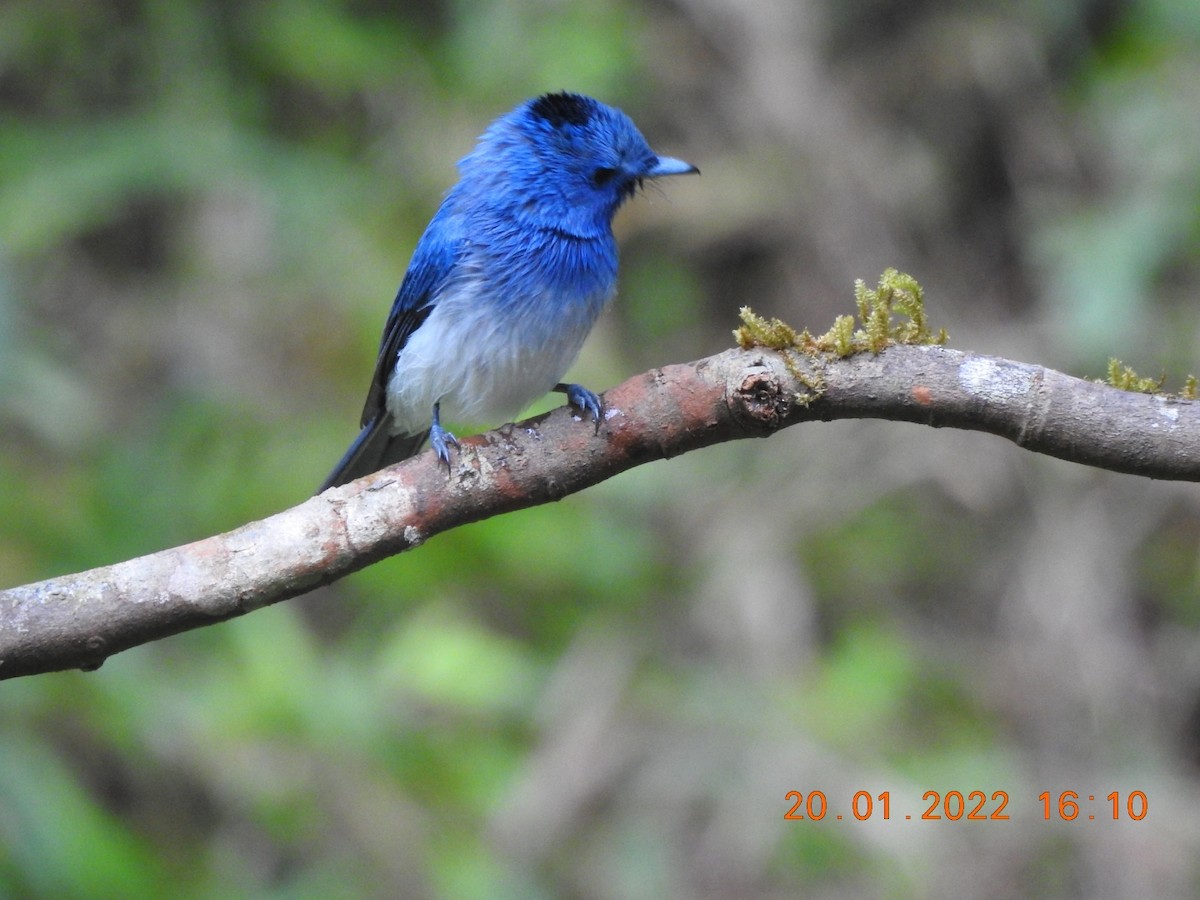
<box><xmin>3</xmin><ymin>0</ymin><xmax>1200</xmax><ymax>897</ymax></box>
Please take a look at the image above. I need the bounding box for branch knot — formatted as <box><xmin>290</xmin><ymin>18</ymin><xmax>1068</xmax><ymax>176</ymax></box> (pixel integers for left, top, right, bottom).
<box><xmin>734</xmin><ymin>363</ymin><xmax>790</xmax><ymax>434</ymax></box>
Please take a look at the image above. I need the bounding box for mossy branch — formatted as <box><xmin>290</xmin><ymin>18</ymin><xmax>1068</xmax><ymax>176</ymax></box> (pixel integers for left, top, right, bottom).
<box><xmin>6</xmin><ymin>269</ymin><xmax>1200</xmax><ymax>679</ymax></box>
<box><xmin>734</xmin><ymin>268</ymin><xmax>948</xmax><ymax>405</ymax></box>
<box><xmin>1106</xmin><ymin>358</ymin><xmax>1198</xmax><ymax>400</ymax></box>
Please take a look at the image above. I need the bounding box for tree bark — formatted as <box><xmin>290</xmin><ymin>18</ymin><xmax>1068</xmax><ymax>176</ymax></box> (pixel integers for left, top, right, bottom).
<box><xmin>3</xmin><ymin>344</ymin><xmax>1198</xmax><ymax>680</ymax></box>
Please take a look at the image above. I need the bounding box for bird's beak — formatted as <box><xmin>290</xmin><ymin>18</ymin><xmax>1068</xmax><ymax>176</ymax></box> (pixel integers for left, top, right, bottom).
<box><xmin>646</xmin><ymin>155</ymin><xmax>700</xmax><ymax>178</ymax></box>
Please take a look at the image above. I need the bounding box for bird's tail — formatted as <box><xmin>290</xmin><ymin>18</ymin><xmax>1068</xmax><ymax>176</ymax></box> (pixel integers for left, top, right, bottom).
<box><xmin>317</xmin><ymin>417</ymin><xmax>428</xmax><ymax>493</ymax></box>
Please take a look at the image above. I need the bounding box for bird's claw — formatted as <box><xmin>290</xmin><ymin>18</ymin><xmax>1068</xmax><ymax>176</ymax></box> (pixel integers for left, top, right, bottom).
<box><xmin>563</xmin><ymin>382</ymin><xmax>603</xmax><ymax>430</ymax></box>
<box><xmin>429</xmin><ymin>422</ymin><xmax>459</xmax><ymax>470</ymax></box>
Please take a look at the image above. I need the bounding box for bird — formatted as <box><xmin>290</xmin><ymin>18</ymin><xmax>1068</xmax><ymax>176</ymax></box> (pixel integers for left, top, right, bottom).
<box><xmin>319</xmin><ymin>91</ymin><xmax>698</xmax><ymax>492</ymax></box>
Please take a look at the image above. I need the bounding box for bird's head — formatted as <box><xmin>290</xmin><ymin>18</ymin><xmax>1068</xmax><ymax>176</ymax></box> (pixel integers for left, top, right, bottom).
<box><xmin>458</xmin><ymin>92</ymin><xmax>697</xmax><ymax>238</ymax></box>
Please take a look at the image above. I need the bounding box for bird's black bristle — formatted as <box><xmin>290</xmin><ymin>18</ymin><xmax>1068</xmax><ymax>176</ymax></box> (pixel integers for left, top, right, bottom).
<box><xmin>530</xmin><ymin>92</ymin><xmax>593</xmax><ymax>128</ymax></box>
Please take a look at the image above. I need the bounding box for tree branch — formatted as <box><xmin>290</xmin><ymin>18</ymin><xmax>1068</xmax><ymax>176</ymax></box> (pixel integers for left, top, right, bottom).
<box><xmin>3</xmin><ymin>344</ymin><xmax>1198</xmax><ymax>680</ymax></box>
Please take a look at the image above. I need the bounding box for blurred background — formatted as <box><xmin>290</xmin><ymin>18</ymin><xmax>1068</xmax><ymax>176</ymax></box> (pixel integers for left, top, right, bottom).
<box><xmin>2</xmin><ymin>0</ymin><xmax>1200</xmax><ymax>897</ymax></box>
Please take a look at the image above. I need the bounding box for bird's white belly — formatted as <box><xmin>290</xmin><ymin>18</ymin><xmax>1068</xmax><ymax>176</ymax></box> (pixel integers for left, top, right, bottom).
<box><xmin>384</xmin><ymin>277</ymin><xmax>612</xmax><ymax>436</ymax></box>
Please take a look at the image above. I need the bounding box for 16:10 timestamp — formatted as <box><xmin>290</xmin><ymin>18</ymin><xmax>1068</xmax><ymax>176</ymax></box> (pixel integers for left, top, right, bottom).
<box><xmin>1038</xmin><ymin>791</ymin><xmax>1148</xmax><ymax>821</ymax></box>
<box><xmin>784</xmin><ymin>790</ymin><xmax>1148</xmax><ymax>821</ymax></box>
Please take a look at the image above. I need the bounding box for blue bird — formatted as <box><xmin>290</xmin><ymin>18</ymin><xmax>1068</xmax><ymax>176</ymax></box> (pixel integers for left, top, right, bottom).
<box><xmin>320</xmin><ymin>92</ymin><xmax>697</xmax><ymax>491</ymax></box>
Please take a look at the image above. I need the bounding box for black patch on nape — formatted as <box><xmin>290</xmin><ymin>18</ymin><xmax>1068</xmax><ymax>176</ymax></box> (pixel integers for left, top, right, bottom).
<box><xmin>530</xmin><ymin>92</ymin><xmax>593</xmax><ymax>128</ymax></box>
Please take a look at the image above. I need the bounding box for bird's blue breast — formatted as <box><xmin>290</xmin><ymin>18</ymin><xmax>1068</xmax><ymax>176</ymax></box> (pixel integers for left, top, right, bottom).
<box><xmin>483</xmin><ymin>215</ymin><xmax>618</xmax><ymax>313</ymax></box>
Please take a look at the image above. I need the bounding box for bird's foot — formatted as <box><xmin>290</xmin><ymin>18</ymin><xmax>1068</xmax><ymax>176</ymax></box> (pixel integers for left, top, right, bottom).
<box><xmin>429</xmin><ymin>401</ymin><xmax>459</xmax><ymax>470</ymax></box>
<box><xmin>557</xmin><ymin>382</ymin><xmax>603</xmax><ymax>431</ymax></box>
<box><xmin>429</xmin><ymin>422</ymin><xmax>459</xmax><ymax>470</ymax></box>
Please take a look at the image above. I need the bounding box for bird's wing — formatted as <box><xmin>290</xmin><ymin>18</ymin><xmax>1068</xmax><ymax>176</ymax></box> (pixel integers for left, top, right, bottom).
<box><xmin>359</xmin><ymin>211</ymin><xmax>468</xmax><ymax>429</ymax></box>
<box><xmin>318</xmin><ymin>207</ymin><xmax>468</xmax><ymax>492</ymax></box>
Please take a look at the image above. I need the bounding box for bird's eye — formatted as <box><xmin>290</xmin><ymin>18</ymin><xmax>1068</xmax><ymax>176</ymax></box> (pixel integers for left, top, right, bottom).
<box><xmin>592</xmin><ymin>166</ymin><xmax>618</xmax><ymax>186</ymax></box>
